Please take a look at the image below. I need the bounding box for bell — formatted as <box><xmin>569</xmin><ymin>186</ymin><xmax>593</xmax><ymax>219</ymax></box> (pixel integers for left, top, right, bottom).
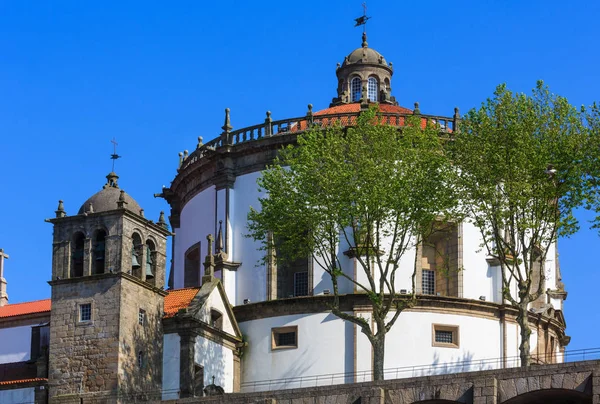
<box><xmin>131</xmin><ymin>248</ymin><xmax>141</xmax><ymax>270</ymax></box>
<box><xmin>145</xmin><ymin>246</ymin><xmax>154</xmax><ymax>279</ymax></box>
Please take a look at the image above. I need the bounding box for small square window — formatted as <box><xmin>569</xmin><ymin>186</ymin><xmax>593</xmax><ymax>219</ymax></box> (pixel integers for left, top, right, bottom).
<box><xmin>138</xmin><ymin>351</ymin><xmax>144</xmax><ymax>368</ymax></box>
<box><xmin>271</xmin><ymin>326</ymin><xmax>298</xmax><ymax>350</ymax></box>
<box><xmin>79</xmin><ymin>303</ymin><xmax>92</xmax><ymax>322</ymax></box>
<box><xmin>138</xmin><ymin>309</ymin><xmax>146</xmax><ymax>326</ymax></box>
<box><xmin>432</xmin><ymin>324</ymin><xmax>459</xmax><ymax>348</ymax></box>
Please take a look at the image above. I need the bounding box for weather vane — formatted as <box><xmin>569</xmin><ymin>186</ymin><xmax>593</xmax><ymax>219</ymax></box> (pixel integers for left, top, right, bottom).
<box><xmin>110</xmin><ymin>137</ymin><xmax>121</xmax><ymax>172</ymax></box>
<box><xmin>354</xmin><ymin>2</ymin><xmax>371</xmax><ymax>33</ymax></box>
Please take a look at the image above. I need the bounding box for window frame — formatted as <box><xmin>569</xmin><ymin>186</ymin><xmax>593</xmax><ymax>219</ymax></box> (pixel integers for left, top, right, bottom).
<box><xmin>422</xmin><ymin>269</ymin><xmax>435</xmax><ymax>295</ymax></box>
<box><xmin>293</xmin><ymin>271</ymin><xmax>309</xmax><ymax>297</ymax></box>
<box><xmin>78</xmin><ymin>302</ymin><xmax>93</xmax><ymax>324</ymax></box>
<box><xmin>350</xmin><ymin>77</ymin><xmax>362</xmax><ymax>102</ymax></box>
<box><xmin>432</xmin><ymin>324</ymin><xmax>459</xmax><ymax>348</ymax></box>
<box><xmin>367</xmin><ymin>77</ymin><xmax>378</xmax><ymax>102</ymax></box>
<box><xmin>138</xmin><ymin>308</ymin><xmax>146</xmax><ymax>326</ymax></box>
<box><xmin>271</xmin><ymin>326</ymin><xmax>298</xmax><ymax>350</ymax></box>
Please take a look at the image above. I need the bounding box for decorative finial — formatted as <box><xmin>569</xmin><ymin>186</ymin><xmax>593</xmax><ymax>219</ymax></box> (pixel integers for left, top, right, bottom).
<box><xmin>55</xmin><ymin>200</ymin><xmax>66</xmax><ymax>218</ymax></box>
<box><xmin>362</xmin><ymin>32</ymin><xmax>368</xmax><ymax>48</ymax></box>
<box><xmin>117</xmin><ymin>190</ymin><xmax>128</xmax><ymax>208</ymax></box>
<box><xmin>183</xmin><ymin>150</ymin><xmax>189</xmax><ymax>160</ymax></box>
<box><xmin>413</xmin><ymin>102</ymin><xmax>421</xmax><ymax>115</ymax></box>
<box><xmin>139</xmin><ymin>209</ymin><xmax>144</xmax><ymax>217</ymax></box>
<box><xmin>110</xmin><ymin>138</ymin><xmax>121</xmax><ymax>172</ymax></box>
<box><xmin>158</xmin><ymin>211</ymin><xmax>168</xmax><ymax>229</ymax></box>
<box><xmin>207</xmin><ymin>234</ymin><xmax>214</xmax><ymax>255</ymax></box>
<box><xmin>216</xmin><ymin>221</ymin><xmax>224</xmax><ymax>254</ymax></box>
<box><xmin>197</xmin><ymin>136</ymin><xmax>203</xmax><ymax>149</ymax></box>
<box><xmin>454</xmin><ymin>107</ymin><xmax>460</xmax><ymax>118</ymax></box>
<box><xmin>203</xmin><ymin>234</ymin><xmax>216</xmax><ymax>284</ymax></box>
<box><xmin>222</xmin><ymin>108</ymin><xmax>233</xmax><ymax>133</ymax></box>
<box><xmin>336</xmin><ymin>62</ymin><xmax>341</xmax><ymax>69</ymax></box>
<box><xmin>88</xmin><ymin>203</ymin><xmax>94</xmax><ymax>213</ymax></box>
<box><xmin>178</xmin><ymin>152</ymin><xmax>183</xmax><ymax>169</ymax></box>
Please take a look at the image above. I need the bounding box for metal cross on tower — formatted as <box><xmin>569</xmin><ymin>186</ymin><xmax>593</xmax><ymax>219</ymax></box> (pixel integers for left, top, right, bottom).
<box><xmin>110</xmin><ymin>137</ymin><xmax>121</xmax><ymax>172</ymax></box>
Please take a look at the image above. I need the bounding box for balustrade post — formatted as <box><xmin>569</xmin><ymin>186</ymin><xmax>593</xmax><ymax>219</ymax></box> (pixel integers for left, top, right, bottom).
<box><xmin>265</xmin><ymin>111</ymin><xmax>272</xmax><ymax>137</ymax></box>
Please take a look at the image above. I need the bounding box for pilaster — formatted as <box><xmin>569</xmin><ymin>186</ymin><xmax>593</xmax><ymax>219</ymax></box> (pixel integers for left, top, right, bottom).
<box><xmin>179</xmin><ymin>332</ymin><xmax>196</xmax><ymax>398</ymax></box>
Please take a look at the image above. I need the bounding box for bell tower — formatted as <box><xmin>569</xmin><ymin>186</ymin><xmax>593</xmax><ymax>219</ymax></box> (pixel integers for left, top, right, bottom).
<box><xmin>47</xmin><ymin>172</ymin><xmax>171</xmax><ymax>402</ymax></box>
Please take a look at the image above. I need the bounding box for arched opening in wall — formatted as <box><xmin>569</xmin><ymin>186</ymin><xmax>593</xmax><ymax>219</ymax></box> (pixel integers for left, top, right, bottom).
<box><xmin>420</xmin><ymin>222</ymin><xmax>461</xmax><ymax>297</ymax></box>
<box><xmin>93</xmin><ymin>229</ymin><xmax>107</xmax><ymax>275</ymax></box>
<box><xmin>367</xmin><ymin>77</ymin><xmax>378</xmax><ymax>102</ymax></box>
<box><xmin>384</xmin><ymin>77</ymin><xmax>390</xmax><ymax>92</ymax></box>
<box><xmin>502</xmin><ymin>388</ymin><xmax>591</xmax><ymax>404</ymax></box>
<box><xmin>131</xmin><ymin>233</ymin><xmax>143</xmax><ymax>279</ymax></box>
<box><xmin>193</xmin><ymin>364</ymin><xmax>204</xmax><ymax>397</ymax></box>
<box><xmin>145</xmin><ymin>239</ymin><xmax>156</xmax><ymax>285</ymax></box>
<box><xmin>72</xmin><ymin>232</ymin><xmax>85</xmax><ymax>278</ymax></box>
<box><xmin>210</xmin><ymin>309</ymin><xmax>223</xmax><ymax>330</ymax></box>
<box><xmin>184</xmin><ymin>243</ymin><xmax>201</xmax><ymax>287</ymax></box>
<box><xmin>351</xmin><ymin>76</ymin><xmax>362</xmax><ymax>102</ymax></box>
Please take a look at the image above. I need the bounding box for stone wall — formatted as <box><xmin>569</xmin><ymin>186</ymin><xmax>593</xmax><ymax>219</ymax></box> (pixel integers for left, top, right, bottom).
<box><xmin>159</xmin><ymin>360</ymin><xmax>600</xmax><ymax>404</ymax></box>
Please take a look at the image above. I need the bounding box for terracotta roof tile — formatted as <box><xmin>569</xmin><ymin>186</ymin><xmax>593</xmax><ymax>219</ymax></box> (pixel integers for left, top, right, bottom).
<box><xmin>0</xmin><ymin>299</ymin><xmax>51</xmax><ymax>319</ymax></box>
<box><xmin>0</xmin><ymin>377</ymin><xmax>47</xmax><ymax>386</ymax></box>
<box><xmin>314</xmin><ymin>103</ymin><xmax>413</xmax><ymax>115</ymax></box>
<box><xmin>163</xmin><ymin>287</ymin><xmax>200</xmax><ymax>318</ymax></box>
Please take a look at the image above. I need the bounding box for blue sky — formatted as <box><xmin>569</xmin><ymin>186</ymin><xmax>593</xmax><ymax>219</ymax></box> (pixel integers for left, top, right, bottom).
<box><xmin>0</xmin><ymin>1</ymin><xmax>598</xmax><ymax>353</ymax></box>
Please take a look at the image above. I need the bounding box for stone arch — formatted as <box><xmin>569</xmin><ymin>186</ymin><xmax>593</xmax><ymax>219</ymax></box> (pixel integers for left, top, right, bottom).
<box><xmin>145</xmin><ymin>238</ymin><xmax>157</xmax><ymax>285</ymax></box>
<box><xmin>71</xmin><ymin>231</ymin><xmax>86</xmax><ymax>278</ymax></box>
<box><xmin>501</xmin><ymin>388</ymin><xmax>591</xmax><ymax>404</ymax></box>
<box><xmin>92</xmin><ymin>228</ymin><xmax>107</xmax><ymax>275</ymax></box>
<box><xmin>498</xmin><ymin>371</ymin><xmax>591</xmax><ymax>403</ymax></box>
<box><xmin>131</xmin><ymin>232</ymin><xmax>144</xmax><ymax>279</ymax></box>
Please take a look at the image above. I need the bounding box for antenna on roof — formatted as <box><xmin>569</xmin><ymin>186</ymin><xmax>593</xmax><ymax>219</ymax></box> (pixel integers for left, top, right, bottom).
<box><xmin>354</xmin><ymin>2</ymin><xmax>371</xmax><ymax>33</ymax></box>
<box><xmin>110</xmin><ymin>137</ymin><xmax>121</xmax><ymax>172</ymax></box>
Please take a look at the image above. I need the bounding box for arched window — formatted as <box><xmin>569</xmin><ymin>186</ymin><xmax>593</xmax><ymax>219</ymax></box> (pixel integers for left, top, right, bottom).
<box><xmin>72</xmin><ymin>232</ymin><xmax>85</xmax><ymax>278</ymax></box>
<box><xmin>93</xmin><ymin>230</ymin><xmax>106</xmax><ymax>275</ymax></box>
<box><xmin>131</xmin><ymin>233</ymin><xmax>143</xmax><ymax>279</ymax></box>
<box><xmin>145</xmin><ymin>239</ymin><xmax>156</xmax><ymax>284</ymax></box>
<box><xmin>184</xmin><ymin>243</ymin><xmax>201</xmax><ymax>287</ymax></box>
<box><xmin>368</xmin><ymin>77</ymin><xmax>378</xmax><ymax>102</ymax></box>
<box><xmin>351</xmin><ymin>77</ymin><xmax>362</xmax><ymax>102</ymax></box>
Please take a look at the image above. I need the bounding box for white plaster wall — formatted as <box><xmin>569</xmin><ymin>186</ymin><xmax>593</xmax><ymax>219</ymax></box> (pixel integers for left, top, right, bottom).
<box><xmin>162</xmin><ymin>333</ymin><xmax>180</xmax><ymax>400</ymax></box>
<box><xmin>231</xmin><ymin>172</ymin><xmax>268</xmax><ymax>304</ymax></box>
<box><xmin>239</xmin><ymin>312</ymin><xmax>354</xmax><ymax>391</ymax></box>
<box><xmin>174</xmin><ymin>186</ymin><xmax>216</xmax><ymax>289</ymax></box>
<box><xmin>506</xmin><ymin>322</ymin><xmax>520</xmax><ymax>367</ymax></box>
<box><xmin>199</xmin><ymin>287</ymin><xmax>236</xmax><ymax>336</ymax></box>
<box><xmin>0</xmin><ymin>387</ymin><xmax>35</xmax><ymax>404</ymax></box>
<box><xmin>0</xmin><ymin>325</ymin><xmax>31</xmax><ymax>364</ymax></box>
<box><xmin>194</xmin><ymin>335</ymin><xmax>234</xmax><ymax>393</ymax></box>
<box><xmin>461</xmin><ymin>221</ymin><xmax>501</xmax><ymax>302</ymax></box>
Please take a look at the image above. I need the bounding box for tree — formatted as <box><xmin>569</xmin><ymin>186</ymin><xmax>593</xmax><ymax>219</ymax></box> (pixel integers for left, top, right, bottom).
<box><xmin>247</xmin><ymin>107</ymin><xmax>457</xmax><ymax>380</ymax></box>
<box><xmin>452</xmin><ymin>82</ymin><xmax>600</xmax><ymax>367</ymax></box>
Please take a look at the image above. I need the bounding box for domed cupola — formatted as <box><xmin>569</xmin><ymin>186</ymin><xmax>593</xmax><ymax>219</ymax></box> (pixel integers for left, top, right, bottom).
<box><xmin>78</xmin><ymin>172</ymin><xmax>143</xmax><ymax>215</ymax></box>
<box><xmin>331</xmin><ymin>32</ymin><xmax>397</xmax><ymax>107</ymax></box>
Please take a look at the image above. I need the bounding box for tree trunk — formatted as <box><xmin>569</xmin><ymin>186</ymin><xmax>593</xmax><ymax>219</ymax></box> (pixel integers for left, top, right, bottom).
<box><xmin>516</xmin><ymin>304</ymin><xmax>532</xmax><ymax>367</ymax></box>
<box><xmin>372</xmin><ymin>334</ymin><xmax>385</xmax><ymax>381</ymax></box>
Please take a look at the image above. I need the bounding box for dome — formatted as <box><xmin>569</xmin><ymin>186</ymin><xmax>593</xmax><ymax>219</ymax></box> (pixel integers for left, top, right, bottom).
<box><xmin>341</xmin><ymin>32</ymin><xmax>388</xmax><ymax>67</ymax></box>
<box><xmin>78</xmin><ymin>172</ymin><xmax>143</xmax><ymax>215</ymax></box>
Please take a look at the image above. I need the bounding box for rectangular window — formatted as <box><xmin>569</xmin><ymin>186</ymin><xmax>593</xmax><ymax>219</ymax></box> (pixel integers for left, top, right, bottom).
<box><xmin>432</xmin><ymin>324</ymin><xmax>459</xmax><ymax>348</ymax></box>
<box><xmin>422</xmin><ymin>269</ymin><xmax>435</xmax><ymax>295</ymax></box>
<box><xmin>138</xmin><ymin>309</ymin><xmax>146</xmax><ymax>326</ymax></box>
<box><xmin>79</xmin><ymin>303</ymin><xmax>92</xmax><ymax>322</ymax></box>
<box><xmin>293</xmin><ymin>272</ymin><xmax>309</xmax><ymax>297</ymax></box>
<box><xmin>271</xmin><ymin>326</ymin><xmax>298</xmax><ymax>350</ymax></box>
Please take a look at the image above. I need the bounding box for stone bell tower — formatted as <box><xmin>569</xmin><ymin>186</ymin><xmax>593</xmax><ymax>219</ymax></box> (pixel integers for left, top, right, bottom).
<box><xmin>46</xmin><ymin>172</ymin><xmax>171</xmax><ymax>403</ymax></box>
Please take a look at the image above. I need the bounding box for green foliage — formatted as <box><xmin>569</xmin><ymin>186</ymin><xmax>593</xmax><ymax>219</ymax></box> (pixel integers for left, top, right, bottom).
<box><xmin>247</xmin><ymin>106</ymin><xmax>457</xmax><ymax>344</ymax></box>
<box><xmin>452</xmin><ymin>81</ymin><xmax>600</xmax><ymax>365</ymax></box>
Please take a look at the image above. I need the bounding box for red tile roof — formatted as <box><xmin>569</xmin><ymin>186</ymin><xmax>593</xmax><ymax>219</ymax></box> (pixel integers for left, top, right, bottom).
<box><xmin>0</xmin><ymin>299</ymin><xmax>51</xmax><ymax>319</ymax></box>
<box><xmin>163</xmin><ymin>287</ymin><xmax>200</xmax><ymax>318</ymax></box>
<box><xmin>0</xmin><ymin>288</ymin><xmax>201</xmax><ymax>320</ymax></box>
<box><xmin>314</xmin><ymin>103</ymin><xmax>413</xmax><ymax>115</ymax></box>
<box><xmin>0</xmin><ymin>377</ymin><xmax>47</xmax><ymax>386</ymax></box>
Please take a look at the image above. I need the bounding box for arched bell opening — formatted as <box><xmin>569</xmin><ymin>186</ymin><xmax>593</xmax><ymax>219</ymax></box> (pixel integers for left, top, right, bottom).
<box><xmin>93</xmin><ymin>229</ymin><xmax>107</xmax><ymax>275</ymax></box>
<box><xmin>131</xmin><ymin>233</ymin><xmax>143</xmax><ymax>279</ymax></box>
<box><xmin>71</xmin><ymin>232</ymin><xmax>85</xmax><ymax>278</ymax></box>
<box><xmin>145</xmin><ymin>238</ymin><xmax>156</xmax><ymax>286</ymax></box>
